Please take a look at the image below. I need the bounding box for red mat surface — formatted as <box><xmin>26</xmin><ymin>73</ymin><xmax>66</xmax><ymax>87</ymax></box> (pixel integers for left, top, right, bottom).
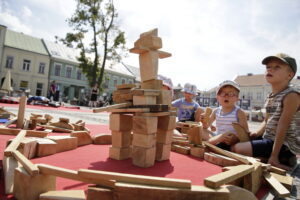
<box><xmin>0</xmin><ymin>110</ymin><xmax>268</xmax><ymax>199</ymax></box>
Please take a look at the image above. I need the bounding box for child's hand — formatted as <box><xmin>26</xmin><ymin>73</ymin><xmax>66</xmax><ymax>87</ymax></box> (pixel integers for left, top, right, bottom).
<box><xmin>223</xmin><ymin>133</ymin><xmax>238</xmax><ymax>145</ymax></box>
<box><xmin>268</xmin><ymin>156</ymin><xmax>291</xmax><ymax>171</ymax></box>
<box><xmin>249</xmin><ymin>132</ymin><xmax>259</xmax><ymax>139</ymax></box>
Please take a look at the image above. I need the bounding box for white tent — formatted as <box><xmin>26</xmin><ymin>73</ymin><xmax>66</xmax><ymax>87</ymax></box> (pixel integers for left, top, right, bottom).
<box><xmin>1</xmin><ymin>70</ymin><xmax>13</xmax><ymax>93</ymax></box>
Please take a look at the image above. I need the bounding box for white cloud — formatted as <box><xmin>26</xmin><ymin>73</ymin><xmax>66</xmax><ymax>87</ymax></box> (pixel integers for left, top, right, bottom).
<box><xmin>21</xmin><ymin>6</ymin><xmax>32</xmax><ymax>18</ymax></box>
<box><xmin>0</xmin><ymin>11</ymin><xmax>32</xmax><ymax>34</ymax></box>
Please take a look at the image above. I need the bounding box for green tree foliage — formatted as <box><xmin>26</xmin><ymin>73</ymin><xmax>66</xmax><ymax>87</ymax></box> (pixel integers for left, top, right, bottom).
<box><xmin>60</xmin><ymin>0</ymin><xmax>126</xmax><ymax>89</ymax></box>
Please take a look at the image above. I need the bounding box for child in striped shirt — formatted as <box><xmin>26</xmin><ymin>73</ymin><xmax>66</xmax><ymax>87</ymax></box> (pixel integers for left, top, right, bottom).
<box><xmin>203</xmin><ymin>80</ymin><xmax>249</xmax><ymax>151</ymax></box>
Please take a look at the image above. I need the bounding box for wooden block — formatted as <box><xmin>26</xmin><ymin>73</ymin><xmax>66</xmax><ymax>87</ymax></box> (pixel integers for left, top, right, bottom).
<box><xmin>3</xmin><ymin>156</ymin><xmax>20</xmax><ymax>194</ymax></box>
<box><xmin>243</xmin><ymin>162</ymin><xmax>263</xmax><ymax>194</ymax></box>
<box><xmin>157</xmin><ymin>90</ymin><xmax>172</xmax><ymax>105</ymax></box>
<box><xmin>172</xmin><ymin>140</ymin><xmax>190</xmax><ymax>147</ymax></box>
<box><xmin>70</xmin><ymin>131</ymin><xmax>93</xmax><ymax>146</ymax></box>
<box><xmin>187</xmin><ymin>125</ymin><xmax>202</xmax><ymax>145</ymax></box>
<box><xmin>134</xmin><ymin>35</ymin><xmax>162</xmax><ymax>50</ymax></box>
<box><xmin>158</xmin><ymin>115</ymin><xmax>176</xmax><ymax>131</ymax></box>
<box><xmin>131</xmin><ymin>146</ymin><xmax>156</xmax><ymax>168</ymax></box>
<box><xmin>49</xmin><ymin>121</ymin><xmax>74</xmax><ymax>130</ymax></box>
<box><xmin>141</xmin><ymin>79</ymin><xmax>163</xmax><ymax>90</ymax></box>
<box><xmin>156</xmin><ymin>129</ymin><xmax>173</xmax><ymax>144</ymax></box>
<box><xmin>204</xmin><ymin>164</ymin><xmax>254</xmax><ymax>189</ymax></box>
<box><xmin>93</xmin><ymin>102</ymin><xmax>132</xmax><ymax>113</ymax></box>
<box><xmin>133</xmin><ymin>95</ymin><xmax>157</xmax><ymax>105</ymax></box>
<box><xmin>78</xmin><ymin>168</ymin><xmax>192</xmax><ymax>189</ymax></box>
<box><xmin>131</xmin><ymin>133</ymin><xmax>155</xmax><ymax>148</ymax></box>
<box><xmin>13</xmin><ymin>166</ymin><xmax>56</xmax><ymax>200</ymax></box>
<box><xmin>37</xmin><ymin>164</ymin><xmax>115</xmax><ymax>188</ymax></box>
<box><xmin>111</xmin><ymin>108</ymin><xmax>150</xmax><ymax>113</ymax></box>
<box><xmin>109</xmin><ymin>114</ymin><xmax>132</xmax><ymax>131</ymax></box>
<box><xmin>7</xmin><ymin>137</ymin><xmax>37</xmax><ymax>159</ymax></box>
<box><xmin>87</xmin><ymin>186</ymin><xmax>113</xmax><ymax>200</ymax></box>
<box><xmin>116</xmin><ymin>83</ymin><xmax>136</xmax><ymax>90</ymax></box>
<box><xmin>109</xmin><ymin>146</ymin><xmax>131</xmax><ymax>160</ymax></box>
<box><xmin>111</xmin><ymin>131</ymin><xmax>131</xmax><ymax>148</ymax></box>
<box><xmin>92</xmin><ymin>134</ymin><xmax>112</xmax><ymax>145</ymax></box>
<box><xmin>204</xmin><ymin>152</ymin><xmax>242</xmax><ymax>167</ymax></box>
<box><xmin>139</xmin><ymin>51</ymin><xmax>159</xmax><ymax>82</ymax></box>
<box><xmin>16</xmin><ymin>96</ymin><xmax>27</xmax><ymax>128</ymax></box>
<box><xmin>171</xmin><ymin>145</ymin><xmax>190</xmax><ymax>155</ymax></box>
<box><xmin>4</xmin><ymin>130</ymin><xmax>26</xmax><ymax>157</ymax></box>
<box><xmin>59</xmin><ymin>117</ymin><xmax>70</xmax><ymax>123</ymax></box>
<box><xmin>47</xmin><ymin>136</ymin><xmax>78</xmax><ymax>153</ymax></box>
<box><xmin>132</xmin><ymin>116</ymin><xmax>157</xmax><ymax>134</ymax></box>
<box><xmin>132</xmin><ymin>104</ymin><xmax>169</xmax><ymax>112</ymax></box>
<box><xmin>35</xmin><ymin>137</ymin><xmax>57</xmax><ymax>157</ymax></box>
<box><xmin>270</xmin><ymin>172</ymin><xmax>293</xmax><ymax>191</ymax></box>
<box><xmin>232</xmin><ymin>122</ymin><xmax>250</xmax><ymax>142</ymax></box>
<box><xmin>39</xmin><ymin>190</ymin><xmax>86</xmax><ymax>200</ymax></box>
<box><xmin>132</xmin><ymin>89</ymin><xmax>160</xmax><ymax>96</ymax></box>
<box><xmin>202</xmin><ymin>107</ymin><xmax>212</xmax><ymax>125</ymax></box>
<box><xmin>12</xmin><ymin>150</ymin><xmax>39</xmax><ymax>176</ymax></box>
<box><xmin>114</xmin><ymin>182</ymin><xmax>230</xmax><ymax>200</ymax></box>
<box><xmin>263</xmin><ymin>172</ymin><xmax>290</xmax><ymax>197</ymax></box>
<box><xmin>136</xmin><ymin>112</ymin><xmax>170</xmax><ymax>117</ymax></box>
<box><xmin>156</xmin><ymin>143</ymin><xmax>171</xmax><ymax>161</ymax></box>
<box><xmin>190</xmin><ymin>146</ymin><xmax>205</xmax><ymax>158</ymax></box>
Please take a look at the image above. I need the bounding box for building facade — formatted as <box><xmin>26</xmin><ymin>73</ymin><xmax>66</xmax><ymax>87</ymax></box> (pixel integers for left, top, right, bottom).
<box><xmin>0</xmin><ymin>27</ymin><xmax>50</xmax><ymax>96</ymax></box>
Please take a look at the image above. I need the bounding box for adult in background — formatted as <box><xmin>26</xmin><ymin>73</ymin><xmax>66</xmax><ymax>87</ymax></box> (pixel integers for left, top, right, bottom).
<box><xmin>89</xmin><ymin>83</ymin><xmax>99</xmax><ymax>108</ymax></box>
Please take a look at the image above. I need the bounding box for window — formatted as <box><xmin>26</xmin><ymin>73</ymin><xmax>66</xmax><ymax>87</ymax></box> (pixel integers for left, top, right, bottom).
<box><xmin>5</xmin><ymin>56</ymin><xmax>13</xmax><ymax>69</ymax></box>
<box><xmin>114</xmin><ymin>79</ymin><xmax>118</xmax><ymax>86</ymax></box>
<box><xmin>22</xmin><ymin>59</ymin><xmax>31</xmax><ymax>71</ymax></box>
<box><xmin>77</xmin><ymin>70</ymin><xmax>82</xmax><ymax>80</ymax></box>
<box><xmin>36</xmin><ymin>83</ymin><xmax>43</xmax><ymax>96</ymax></box>
<box><xmin>38</xmin><ymin>63</ymin><xmax>45</xmax><ymax>74</ymax></box>
<box><xmin>128</xmin><ymin>80</ymin><xmax>133</xmax><ymax>84</ymax></box>
<box><xmin>104</xmin><ymin>79</ymin><xmax>109</xmax><ymax>88</ymax></box>
<box><xmin>66</xmin><ymin>66</ymin><xmax>72</xmax><ymax>78</ymax></box>
<box><xmin>121</xmin><ymin>79</ymin><xmax>126</xmax><ymax>84</ymax></box>
<box><xmin>257</xmin><ymin>92</ymin><xmax>262</xmax><ymax>100</ymax></box>
<box><xmin>54</xmin><ymin>64</ymin><xmax>61</xmax><ymax>76</ymax></box>
<box><xmin>19</xmin><ymin>80</ymin><xmax>28</xmax><ymax>91</ymax></box>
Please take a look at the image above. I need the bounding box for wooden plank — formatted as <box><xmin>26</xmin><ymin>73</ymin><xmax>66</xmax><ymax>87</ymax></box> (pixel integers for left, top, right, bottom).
<box><xmin>136</xmin><ymin>112</ymin><xmax>170</xmax><ymax>117</ymax></box>
<box><xmin>270</xmin><ymin>172</ymin><xmax>293</xmax><ymax>191</ymax></box>
<box><xmin>204</xmin><ymin>165</ymin><xmax>254</xmax><ymax>188</ymax></box>
<box><xmin>111</xmin><ymin>108</ymin><xmax>150</xmax><ymax>113</ymax></box>
<box><xmin>203</xmin><ymin>141</ymin><xmax>251</xmax><ymax>164</ymax></box>
<box><xmin>232</xmin><ymin>122</ymin><xmax>250</xmax><ymax>142</ymax></box>
<box><xmin>116</xmin><ymin>83</ymin><xmax>136</xmax><ymax>90</ymax></box>
<box><xmin>0</xmin><ymin>128</ymin><xmax>48</xmax><ymax>137</ymax></box>
<box><xmin>4</xmin><ymin>130</ymin><xmax>26</xmax><ymax>157</ymax></box>
<box><xmin>93</xmin><ymin>102</ymin><xmax>132</xmax><ymax>113</ymax></box>
<box><xmin>12</xmin><ymin>150</ymin><xmax>39</xmax><ymax>176</ymax></box>
<box><xmin>3</xmin><ymin>156</ymin><xmax>20</xmax><ymax>194</ymax></box>
<box><xmin>141</xmin><ymin>79</ymin><xmax>163</xmax><ymax>90</ymax></box>
<box><xmin>37</xmin><ymin>164</ymin><xmax>115</xmax><ymax>188</ymax></box>
<box><xmin>16</xmin><ymin>96</ymin><xmax>27</xmax><ymax>128</ymax></box>
<box><xmin>226</xmin><ymin>185</ymin><xmax>257</xmax><ymax>200</ymax></box>
<box><xmin>38</xmin><ymin>125</ymin><xmax>73</xmax><ymax>133</ymax></box>
<box><xmin>78</xmin><ymin>169</ymin><xmax>192</xmax><ymax>189</ymax></box>
<box><xmin>3</xmin><ymin>117</ymin><xmax>17</xmax><ymax>127</ymax></box>
<box><xmin>204</xmin><ymin>152</ymin><xmax>241</xmax><ymax>167</ymax></box>
<box><xmin>0</xmin><ymin>106</ymin><xmax>16</xmax><ymax>116</ymax></box>
<box><xmin>40</xmin><ymin>190</ymin><xmax>86</xmax><ymax>200</ymax></box>
<box><xmin>263</xmin><ymin>172</ymin><xmax>290</xmax><ymax>197</ymax></box>
<box><xmin>132</xmin><ymin>89</ymin><xmax>160</xmax><ymax>96</ymax></box>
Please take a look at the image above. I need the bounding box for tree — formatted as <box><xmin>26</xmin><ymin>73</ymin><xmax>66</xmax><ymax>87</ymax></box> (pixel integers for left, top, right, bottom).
<box><xmin>59</xmin><ymin>0</ymin><xmax>126</xmax><ymax>88</ymax></box>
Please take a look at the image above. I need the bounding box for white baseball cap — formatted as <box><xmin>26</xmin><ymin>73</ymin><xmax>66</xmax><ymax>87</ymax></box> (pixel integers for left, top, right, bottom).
<box><xmin>182</xmin><ymin>83</ymin><xmax>197</xmax><ymax>95</ymax></box>
<box><xmin>216</xmin><ymin>80</ymin><xmax>240</xmax><ymax>94</ymax></box>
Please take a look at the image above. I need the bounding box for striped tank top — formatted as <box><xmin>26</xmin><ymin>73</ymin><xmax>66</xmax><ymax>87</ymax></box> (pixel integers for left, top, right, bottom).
<box><xmin>263</xmin><ymin>87</ymin><xmax>300</xmax><ymax>155</ymax></box>
<box><xmin>215</xmin><ymin>106</ymin><xmax>239</xmax><ymax>135</ymax></box>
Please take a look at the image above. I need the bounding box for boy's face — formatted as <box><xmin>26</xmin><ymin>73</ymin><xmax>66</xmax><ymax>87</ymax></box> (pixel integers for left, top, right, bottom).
<box><xmin>265</xmin><ymin>59</ymin><xmax>294</xmax><ymax>84</ymax></box>
<box><xmin>217</xmin><ymin>86</ymin><xmax>239</xmax><ymax>108</ymax></box>
<box><xmin>184</xmin><ymin>92</ymin><xmax>194</xmax><ymax>101</ymax></box>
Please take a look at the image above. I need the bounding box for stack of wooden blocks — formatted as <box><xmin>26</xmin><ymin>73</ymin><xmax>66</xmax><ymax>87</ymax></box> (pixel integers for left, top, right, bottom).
<box><xmin>108</xmin><ymin>28</ymin><xmax>176</xmax><ymax>167</ymax></box>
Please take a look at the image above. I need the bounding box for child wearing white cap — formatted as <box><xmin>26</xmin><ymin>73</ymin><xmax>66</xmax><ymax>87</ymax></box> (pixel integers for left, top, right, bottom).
<box><xmin>202</xmin><ymin>80</ymin><xmax>249</xmax><ymax>151</ymax></box>
<box><xmin>171</xmin><ymin>83</ymin><xmax>204</xmax><ymax>122</ymax></box>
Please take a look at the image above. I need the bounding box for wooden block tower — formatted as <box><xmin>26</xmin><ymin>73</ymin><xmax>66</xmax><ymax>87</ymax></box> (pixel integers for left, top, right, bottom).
<box><xmin>107</xmin><ymin>28</ymin><xmax>176</xmax><ymax>167</ymax></box>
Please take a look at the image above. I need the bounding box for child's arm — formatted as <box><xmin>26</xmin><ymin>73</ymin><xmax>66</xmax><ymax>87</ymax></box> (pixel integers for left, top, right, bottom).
<box><xmin>269</xmin><ymin>92</ymin><xmax>300</xmax><ymax>170</ymax></box>
<box><xmin>250</xmin><ymin>114</ymin><xmax>268</xmax><ymax>138</ymax></box>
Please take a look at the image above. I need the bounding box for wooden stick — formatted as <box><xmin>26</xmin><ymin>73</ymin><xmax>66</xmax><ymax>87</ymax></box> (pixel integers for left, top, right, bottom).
<box><xmin>263</xmin><ymin>172</ymin><xmax>290</xmax><ymax>197</ymax></box>
<box><xmin>0</xmin><ymin>127</ymin><xmax>48</xmax><ymax>137</ymax></box>
<box><xmin>17</xmin><ymin>96</ymin><xmax>27</xmax><ymax>128</ymax></box>
<box><xmin>0</xmin><ymin>107</ymin><xmax>16</xmax><ymax>116</ymax></box>
<box><xmin>204</xmin><ymin>165</ymin><xmax>254</xmax><ymax>188</ymax></box>
<box><xmin>203</xmin><ymin>142</ymin><xmax>251</xmax><ymax>164</ymax></box>
<box><xmin>111</xmin><ymin>108</ymin><xmax>150</xmax><ymax>113</ymax></box>
<box><xmin>4</xmin><ymin>130</ymin><xmax>26</xmax><ymax>157</ymax></box>
<box><xmin>37</xmin><ymin>164</ymin><xmax>115</xmax><ymax>188</ymax></box>
<box><xmin>78</xmin><ymin>169</ymin><xmax>191</xmax><ymax>189</ymax></box>
<box><xmin>93</xmin><ymin>102</ymin><xmax>132</xmax><ymax>113</ymax></box>
<box><xmin>3</xmin><ymin>117</ymin><xmax>17</xmax><ymax>127</ymax></box>
<box><xmin>12</xmin><ymin>150</ymin><xmax>39</xmax><ymax>176</ymax></box>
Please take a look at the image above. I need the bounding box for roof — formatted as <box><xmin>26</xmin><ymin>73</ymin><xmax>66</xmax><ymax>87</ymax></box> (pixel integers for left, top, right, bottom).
<box><xmin>122</xmin><ymin>63</ymin><xmax>141</xmax><ymax>82</ymax></box>
<box><xmin>4</xmin><ymin>29</ymin><xmax>48</xmax><ymax>55</ymax></box>
<box><xmin>234</xmin><ymin>74</ymin><xmax>268</xmax><ymax>86</ymax></box>
<box><xmin>43</xmin><ymin>40</ymin><xmax>81</xmax><ymax>64</ymax></box>
<box><xmin>105</xmin><ymin>61</ymin><xmax>134</xmax><ymax>78</ymax></box>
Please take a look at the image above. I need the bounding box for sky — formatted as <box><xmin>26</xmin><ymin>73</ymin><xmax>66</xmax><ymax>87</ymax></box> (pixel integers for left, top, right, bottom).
<box><xmin>1</xmin><ymin>0</ymin><xmax>300</xmax><ymax>90</ymax></box>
